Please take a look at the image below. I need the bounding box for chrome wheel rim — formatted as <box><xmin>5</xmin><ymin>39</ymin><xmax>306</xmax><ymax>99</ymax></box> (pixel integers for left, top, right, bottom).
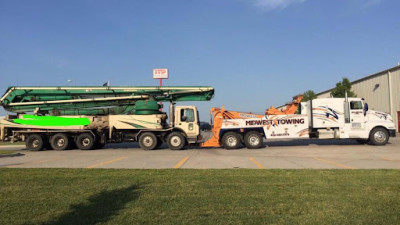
<box><xmin>249</xmin><ymin>135</ymin><xmax>260</xmax><ymax>146</ymax></box>
<box><xmin>143</xmin><ymin>136</ymin><xmax>154</xmax><ymax>147</ymax></box>
<box><xmin>32</xmin><ymin>139</ymin><xmax>39</xmax><ymax>148</ymax></box>
<box><xmin>226</xmin><ymin>135</ymin><xmax>238</xmax><ymax>147</ymax></box>
<box><xmin>374</xmin><ymin>131</ymin><xmax>386</xmax><ymax>143</ymax></box>
<box><xmin>57</xmin><ymin>138</ymin><xmax>65</xmax><ymax>147</ymax></box>
<box><xmin>170</xmin><ymin>136</ymin><xmax>182</xmax><ymax>147</ymax></box>
<box><xmin>82</xmin><ymin>138</ymin><xmax>91</xmax><ymax>147</ymax></box>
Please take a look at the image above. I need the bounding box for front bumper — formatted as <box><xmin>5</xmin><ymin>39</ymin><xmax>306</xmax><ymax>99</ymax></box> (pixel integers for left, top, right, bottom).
<box><xmin>389</xmin><ymin>129</ymin><xmax>396</xmax><ymax>137</ymax></box>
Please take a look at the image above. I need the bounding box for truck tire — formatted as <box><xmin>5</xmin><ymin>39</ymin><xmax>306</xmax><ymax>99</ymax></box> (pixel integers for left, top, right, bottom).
<box><xmin>368</xmin><ymin>127</ymin><xmax>389</xmax><ymax>146</ymax></box>
<box><xmin>222</xmin><ymin>132</ymin><xmax>241</xmax><ymax>149</ymax></box>
<box><xmin>139</xmin><ymin>132</ymin><xmax>158</xmax><ymax>150</ymax></box>
<box><xmin>244</xmin><ymin>131</ymin><xmax>263</xmax><ymax>149</ymax></box>
<box><xmin>76</xmin><ymin>133</ymin><xmax>95</xmax><ymax>150</ymax></box>
<box><xmin>167</xmin><ymin>132</ymin><xmax>185</xmax><ymax>150</ymax></box>
<box><xmin>26</xmin><ymin>134</ymin><xmax>44</xmax><ymax>151</ymax></box>
<box><xmin>50</xmin><ymin>133</ymin><xmax>69</xmax><ymax>151</ymax></box>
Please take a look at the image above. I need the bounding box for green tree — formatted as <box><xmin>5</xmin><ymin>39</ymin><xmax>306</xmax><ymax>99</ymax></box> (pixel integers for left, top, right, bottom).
<box><xmin>302</xmin><ymin>90</ymin><xmax>317</xmax><ymax>102</ymax></box>
<box><xmin>296</xmin><ymin>90</ymin><xmax>317</xmax><ymax>114</ymax></box>
<box><xmin>330</xmin><ymin>77</ymin><xmax>357</xmax><ymax>97</ymax></box>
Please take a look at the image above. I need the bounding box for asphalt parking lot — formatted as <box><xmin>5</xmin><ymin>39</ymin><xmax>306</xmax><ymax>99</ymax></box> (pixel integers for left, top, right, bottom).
<box><xmin>1</xmin><ymin>136</ymin><xmax>399</xmax><ymax>169</ymax></box>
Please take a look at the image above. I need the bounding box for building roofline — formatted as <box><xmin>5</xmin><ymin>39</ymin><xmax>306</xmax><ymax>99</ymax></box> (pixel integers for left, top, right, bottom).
<box><xmin>317</xmin><ymin>64</ymin><xmax>400</xmax><ymax>96</ymax></box>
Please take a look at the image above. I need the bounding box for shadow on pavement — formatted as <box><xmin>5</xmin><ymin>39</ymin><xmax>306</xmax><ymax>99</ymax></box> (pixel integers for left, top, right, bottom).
<box><xmin>43</xmin><ymin>185</ymin><xmax>141</xmax><ymax>225</ymax></box>
<box><xmin>94</xmin><ymin>139</ymin><xmax>365</xmax><ymax>150</ymax></box>
<box><xmin>0</xmin><ymin>152</ymin><xmax>25</xmax><ymax>158</ymax></box>
<box><xmin>58</xmin><ymin>137</ymin><xmax>397</xmax><ymax>151</ymax></box>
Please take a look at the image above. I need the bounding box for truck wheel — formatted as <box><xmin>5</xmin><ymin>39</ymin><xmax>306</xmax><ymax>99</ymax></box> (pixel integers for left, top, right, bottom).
<box><xmin>76</xmin><ymin>133</ymin><xmax>95</xmax><ymax>150</ymax></box>
<box><xmin>139</xmin><ymin>132</ymin><xmax>158</xmax><ymax>150</ymax></box>
<box><xmin>26</xmin><ymin>134</ymin><xmax>44</xmax><ymax>151</ymax></box>
<box><xmin>167</xmin><ymin>132</ymin><xmax>185</xmax><ymax>150</ymax></box>
<box><xmin>244</xmin><ymin>131</ymin><xmax>263</xmax><ymax>149</ymax></box>
<box><xmin>50</xmin><ymin>133</ymin><xmax>69</xmax><ymax>151</ymax></box>
<box><xmin>369</xmin><ymin>127</ymin><xmax>389</xmax><ymax>146</ymax></box>
<box><xmin>222</xmin><ymin>132</ymin><xmax>241</xmax><ymax>149</ymax></box>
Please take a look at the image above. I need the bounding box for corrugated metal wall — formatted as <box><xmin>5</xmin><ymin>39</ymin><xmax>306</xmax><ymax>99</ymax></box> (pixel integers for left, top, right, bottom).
<box><xmin>390</xmin><ymin>68</ymin><xmax>400</xmax><ymax>131</ymax></box>
<box><xmin>352</xmin><ymin>73</ymin><xmax>390</xmax><ymax>113</ymax></box>
<box><xmin>317</xmin><ymin>91</ymin><xmax>331</xmax><ymax>98</ymax></box>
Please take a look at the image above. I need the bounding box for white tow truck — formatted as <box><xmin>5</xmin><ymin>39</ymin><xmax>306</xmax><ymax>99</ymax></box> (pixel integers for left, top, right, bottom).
<box><xmin>215</xmin><ymin>97</ymin><xmax>396</xmax><ymax>149</ymax></box>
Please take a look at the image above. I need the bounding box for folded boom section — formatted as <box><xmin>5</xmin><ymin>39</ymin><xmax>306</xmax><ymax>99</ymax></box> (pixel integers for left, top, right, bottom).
<box><xmin>0</xmin><ymin>86</ymin><xmax>214</xmax><ymax>115</ymax></box>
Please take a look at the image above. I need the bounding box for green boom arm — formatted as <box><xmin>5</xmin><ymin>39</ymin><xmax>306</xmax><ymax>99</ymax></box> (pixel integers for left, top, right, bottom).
<box><xmin>0</xmin><ymin>86</ymin><xmax>214</xmax><ymax>115</ymax></box>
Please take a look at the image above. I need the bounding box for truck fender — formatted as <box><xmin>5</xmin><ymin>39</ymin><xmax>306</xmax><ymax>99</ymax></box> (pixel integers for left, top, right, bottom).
<box><xmin>369</xmin><ymin>126</ymin><xmax>389</xmax><ymax>136</ymax></box>
<box><xmin>168</xmin><ymin>128</ymin><xmax>187</xmax><ymax>137</ymax></box>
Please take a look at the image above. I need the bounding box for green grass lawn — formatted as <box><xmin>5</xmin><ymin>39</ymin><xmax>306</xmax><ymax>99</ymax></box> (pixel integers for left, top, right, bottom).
<box><xmin>1</xmin><ymin>169</ymin><xmax>399</xmax><ymax>225</ymax></box>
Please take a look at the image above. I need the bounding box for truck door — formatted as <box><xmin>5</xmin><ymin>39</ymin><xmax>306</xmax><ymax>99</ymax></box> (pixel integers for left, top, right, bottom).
<box><xmin>176</xmin><ymin>107</ymin><xmax>199</xmax><ymax>138</ymax></box>
<box><xmin>349</xmin><ymin>100</ymin><xmax>365</xmax><ymax>130</ymax></box>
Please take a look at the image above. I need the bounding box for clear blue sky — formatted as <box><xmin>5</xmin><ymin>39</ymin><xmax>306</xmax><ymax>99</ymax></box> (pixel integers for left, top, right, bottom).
<box><xmin>1</xmin><ymin>0</ymin><xmax>399</xmax><ymax>119</ymax></box>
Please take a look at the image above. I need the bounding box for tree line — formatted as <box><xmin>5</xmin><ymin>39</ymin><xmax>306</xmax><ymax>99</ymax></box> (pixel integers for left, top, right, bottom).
<box><xmin>302</xmin><ymin>77</ymin><xmax>356</xmax><ymax>102</ymax></box>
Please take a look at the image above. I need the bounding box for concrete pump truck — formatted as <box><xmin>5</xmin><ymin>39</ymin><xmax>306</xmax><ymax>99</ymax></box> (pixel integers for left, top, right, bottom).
<box><xmin>0</xmin><ymin>86</ymin><xmax>214</xmax><ymax>151</ymax></box>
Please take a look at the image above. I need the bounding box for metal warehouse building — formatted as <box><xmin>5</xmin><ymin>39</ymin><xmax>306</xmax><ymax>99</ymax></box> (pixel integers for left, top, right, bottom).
<box><xmin>317</xmin><ymin>65</ymin><xmax>400</xmax><ymax>132</ymax></box>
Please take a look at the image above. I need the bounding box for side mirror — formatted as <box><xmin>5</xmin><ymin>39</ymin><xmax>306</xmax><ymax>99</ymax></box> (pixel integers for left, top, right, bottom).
<box><xmin>364</xmin><ymin>103</ymin><xmax>369</xmax><ymax>116</ymax></box>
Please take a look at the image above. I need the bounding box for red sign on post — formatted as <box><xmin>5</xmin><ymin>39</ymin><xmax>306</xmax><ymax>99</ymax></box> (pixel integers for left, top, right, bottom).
<box><xmin>153</xmin><ymin>69</ymin><xmax>169</xmax><ymax>79</ymax></box>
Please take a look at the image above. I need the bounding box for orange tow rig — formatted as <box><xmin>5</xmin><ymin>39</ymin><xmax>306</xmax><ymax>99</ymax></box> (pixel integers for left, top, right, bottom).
<box><xmin>265</xmin><ymin>94</ymin><xmax>303</xmax><ymax>115</ymax></box>
<box><xmin>200</xmin><ymin>106</ymin><xmax>264</xmax><ymax>147</ymax></box>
